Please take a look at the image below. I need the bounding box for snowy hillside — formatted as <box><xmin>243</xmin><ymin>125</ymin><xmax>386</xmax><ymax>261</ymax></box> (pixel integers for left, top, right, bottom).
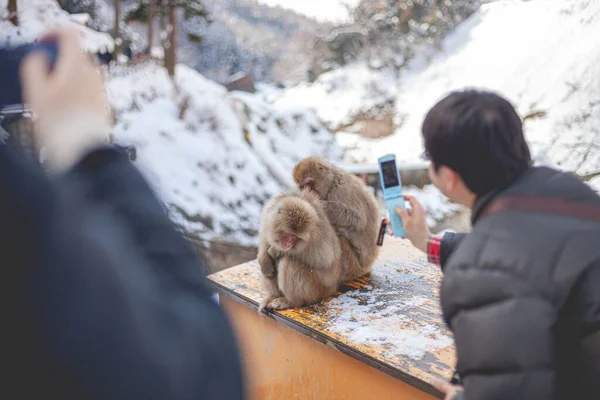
<box><xmin>272</xmin><ymin>63</ymin><xmax>397</xmax><ymax>131</ymax></box>
<box><xmin>275</xmin><ymin>0</ymin><xmax>600</xmax><ymax>182</ymax></box>
<box><xmin>108</xmin><ymin>62</ymin><xmax>342</xmax><ymax>246</ymax></box>
<box><xmin>119</xmin><ymin>0</ymin><xmax>328</xmax><ymax>84</ymax></box>
<box><xmin>371</xmin><ymin>0</ymin><xmax>600</xmax><ymax>177</ymax></box>
<box><xmin>0</xmin><ymin>0</ymin><xmax>113</xmax><ymax>52</ymax></box>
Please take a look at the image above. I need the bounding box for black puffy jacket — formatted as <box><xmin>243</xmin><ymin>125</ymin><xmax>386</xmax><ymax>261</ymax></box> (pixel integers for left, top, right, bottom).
<box><xmin>439</xmin><ymin>167</ymin><xmax>600</xmax><ymax>400</ymax></box>
<box><xmin>1</xmin><ymin>145</ymin><xmax>244</xmax><ymax>400</ymax></box>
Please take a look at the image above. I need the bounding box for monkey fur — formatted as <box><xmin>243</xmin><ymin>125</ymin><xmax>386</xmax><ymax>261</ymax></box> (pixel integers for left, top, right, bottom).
<box><xmin>293</xmin><ymin>156</ymin><xmax>380</xmax><ymax>281</ymax></box>
<box><xmin>257</xmin><ymin>189</ymin><xmax>343</xmax><ymax>312</ymax></box>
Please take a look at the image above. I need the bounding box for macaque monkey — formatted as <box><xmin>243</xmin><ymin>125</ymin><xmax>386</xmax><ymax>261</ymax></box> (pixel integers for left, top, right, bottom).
<box><xmin>293</xmin><ymin>156</ymin><xmax>380</xmax><ymax>281</ymax></box>
<box><xmin>257</xmin><ymin>189</ymin><xmax>343</xmax><ymax>312</ymax></box>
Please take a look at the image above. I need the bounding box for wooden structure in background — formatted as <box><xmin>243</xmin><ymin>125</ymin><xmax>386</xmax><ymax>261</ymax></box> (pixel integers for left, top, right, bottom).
<box><xmin>226</xmin><ymin>73</ymin><xmax>256</xmax><ymax>93</ymax></box>
<box><xmin>209</xmin><ymin>238</ymin><xmax>455</xmax><ymax>400</ymax></box>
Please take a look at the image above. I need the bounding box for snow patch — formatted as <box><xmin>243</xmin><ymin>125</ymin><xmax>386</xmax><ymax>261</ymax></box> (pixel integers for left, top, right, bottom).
<box><xmin>326</xmin><ymin>262</ymin><xmax>453</xmax><ymax>361</ymax></box>
<box><xmin>0</xmin><ymin>0</ymin><xmax>114</xmax><ymax>52</ymax></box>
<box><xmin>589</xmin><ymin>176</ymin><xmax>600</xmax><ymax>194</ymax></box>
<box><xmin>404</xmin><ymin>185</ymin><xmax>461</xmax><ymax>228</ymax></box>
<box><xmin>273</xmin><ymin>63</ymin><xmax>397</xmax><ymax>130</ymax></box>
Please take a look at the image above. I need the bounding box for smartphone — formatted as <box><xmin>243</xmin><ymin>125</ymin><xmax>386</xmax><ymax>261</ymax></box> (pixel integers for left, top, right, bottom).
<box><xmin>0</xmin><ymin>40</ymin><xmax>59</xmax><ymax>114</ymax></box>
<box><xmin>377</xmin><ymin>154</ymin><xmax>406</xmax><ymax>238</ymax></box>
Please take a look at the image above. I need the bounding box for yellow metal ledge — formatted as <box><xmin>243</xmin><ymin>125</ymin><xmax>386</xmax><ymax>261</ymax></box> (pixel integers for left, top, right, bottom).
<box><xmin>209</xmin><ymin>238</ymin><xmax>456</xmax><ymax>399</ymax></box>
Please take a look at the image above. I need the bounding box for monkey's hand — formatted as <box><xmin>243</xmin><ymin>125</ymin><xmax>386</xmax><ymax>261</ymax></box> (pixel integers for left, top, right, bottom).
<box><xmin>258</xmin><ymin>247</ymin><xmax>278</xmax><ymax>278</ymax></box>
<box><xmin>267</xmin><ymin>246</ymin><xmax>283</xmax><ymax>260</ymax></box>
<box><xmin>325</xmin><ymin>201</ymin><xmax>367</xmax><ymax>231</ymax></box>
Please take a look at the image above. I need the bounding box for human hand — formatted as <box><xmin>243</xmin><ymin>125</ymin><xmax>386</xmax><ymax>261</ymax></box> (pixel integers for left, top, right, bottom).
<box><xmin>434</xmin><ymin>379</ymin><xmax>464</xmax><ymax>400</ymax></box>
<box><xmin>20</xmin><ymin>28</ymin><xmax>111</xmax><ymax>172</ymax></box>
<box><xmin>394</xmin><ymin>195</ymin><xmax>431</xmax><ymax>253</ymax></box>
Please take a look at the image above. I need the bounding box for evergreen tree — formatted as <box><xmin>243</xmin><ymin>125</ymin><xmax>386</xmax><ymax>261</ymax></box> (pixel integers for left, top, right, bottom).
<box><xmin>147</xmin><ymin>0</ymin><xmax>155</xmax><ymax>52</ymax></box>
<box><xmin>315</xmin><ymin>0</ymin><xmax>480</xmax><ymax>73</ymax></box>
<box><xmin>126</xmin><ymin>0</ymin><xmax>211</xmax><ymax>77</ymax></box>
<box><xmin>58</xmin><ymin>0</ymin><xmax>99</xmax><ymax>19</ymax></box>
<box><xmin>126</xmin><ymin>0</ymin><xmax>210</xmax><ymax>44</ymax></box>
<box><xmin>114</xmin><ymin>0</ymin><xmax>121</xmax><ymax>60</ymax></box>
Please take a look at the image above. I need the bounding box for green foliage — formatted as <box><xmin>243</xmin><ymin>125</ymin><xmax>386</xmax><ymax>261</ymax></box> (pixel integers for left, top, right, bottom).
<box><xmin>314</xmin><ymin>0</ymin><xmax>480</xmax><ymax>72</ymax></box>
<box><xmin>59</xmin><ymin>0</ymin><xmax>100</xmax><ymax>22</ymax></box>
<box><xmin>187</xmin><ymin>32</ymin><xmax>204</xmax><ymax>44</ymax></box>
<box><xmin>173</xmin><ymin>0</ymin><xmax>211</xmax><ymax>22</ymax></box>
<box><xmin>126</xmin><ymin>0</ymin><xmax>211</xmax><ymax>45</ymax></box>
<box><xmin>125</xmin><ymin>2</ymin><xmax>149</xmax><ymax>23</ymax></box>
<box><xmin>126</xmin><ymin>0</ymin><xmax>211</xmax><ymax>23</ymax></box>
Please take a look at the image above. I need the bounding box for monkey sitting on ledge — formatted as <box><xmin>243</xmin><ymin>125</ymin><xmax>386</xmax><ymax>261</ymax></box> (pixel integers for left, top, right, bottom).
<box><xmin>258</xmin><ymin>189</ymin><xmax>343</xmax><ymax>312</ymax></box>
<box><xmin>293</xmin><ymin>156</ymin><xmax>380</xmax><ymax>281</ymax></box>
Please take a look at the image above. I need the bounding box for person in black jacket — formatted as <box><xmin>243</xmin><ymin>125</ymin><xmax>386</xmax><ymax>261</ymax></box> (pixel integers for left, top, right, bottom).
<box><xmin>395</xmin><ymin>90</ymin><xmax>600</xmax><ymax>400</ymax></box>
<box><xmin>2</xmin><ymin>28</ymin><xmax>244</xmax><ymax>399</ymax></box>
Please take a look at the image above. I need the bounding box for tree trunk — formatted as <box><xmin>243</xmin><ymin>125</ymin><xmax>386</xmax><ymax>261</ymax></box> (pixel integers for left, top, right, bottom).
<box><xmin>165</xmin><ymin>4</ymin><xmax>177</xmax><ymax>78</ymax></box>
<box><xmin>114</xmin><ymin>0</ymin><xmax>121</xmax><ymax>62</ymax></box>
<box><xmin>8</xmin><ymin>0</ymin><xmax>18</xmax><ymax>26</ymax></box>
<box><xmin>160</xmin><ymin>0</ymin><xmax>167</xmax><ymax>60</ymax></box>
<box><xmin>147</xmin><ymin>0</ymin><xmax>155</xmax><ymax>55</ymax></box>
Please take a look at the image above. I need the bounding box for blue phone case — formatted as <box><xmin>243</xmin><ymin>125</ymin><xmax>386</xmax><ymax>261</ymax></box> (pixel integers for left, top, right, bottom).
<box><xmin>377</xmin><ymin>154</ymin><xmax>406</xmax><ymax>238</ymax></box>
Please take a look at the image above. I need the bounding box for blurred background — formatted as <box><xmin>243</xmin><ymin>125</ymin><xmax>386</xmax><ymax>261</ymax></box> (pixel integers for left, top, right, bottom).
<box><xmin>1</xmin><ymin>0</ymin><xmax>598</xmax><ymax>272</ymax></box>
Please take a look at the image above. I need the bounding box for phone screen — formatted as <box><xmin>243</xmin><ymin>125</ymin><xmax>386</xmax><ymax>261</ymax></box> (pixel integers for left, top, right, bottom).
<box><xmin>381</xmin><ymin>160</ymin><xmax>399</xmax><ymax>188</ymax></box>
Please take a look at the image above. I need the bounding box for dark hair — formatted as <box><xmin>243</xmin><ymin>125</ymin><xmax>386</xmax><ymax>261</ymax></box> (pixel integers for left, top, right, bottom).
<box><xmin>422</xmin><ymin>89</ymin><xmax>532</xmax><ymax>196</ymax></box>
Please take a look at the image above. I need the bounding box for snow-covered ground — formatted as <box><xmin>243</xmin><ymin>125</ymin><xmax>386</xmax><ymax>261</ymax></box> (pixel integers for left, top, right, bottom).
<box><xmin>272</xmin><ymin>63</ymin><xmax>397</xmax><ymax>131</ymax></box>
<box><xmin>275</xmin><ymin>0</ymin><xmax>600</xmax><ymax>178</ymax></box>
<box><xmin>0</xmin><ymin>0</ymin><xmax>113</xmax><ymax>52</ymax></box>
<box><xmin>589</xmin><ymin>176</ymin><xmax>600</xmax><ymax>193</ymax></box>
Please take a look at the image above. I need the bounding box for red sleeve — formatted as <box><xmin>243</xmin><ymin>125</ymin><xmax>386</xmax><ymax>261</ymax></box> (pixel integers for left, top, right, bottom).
<box><xmin>427</xmin><ymin>235</ymin><xmax>442</xmax><ymax>266</ymax></box>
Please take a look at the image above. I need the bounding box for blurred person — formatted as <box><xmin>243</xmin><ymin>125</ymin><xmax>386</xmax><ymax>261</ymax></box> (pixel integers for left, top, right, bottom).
<box><xmin>396</xmin><ymin>90</ymin><xmax>600</xmax><ymax>400</ymax></box>
<box><xmin>1</xmin><ymin>29</ymin><xmax>244</xmax><ymax>400</ymax></box>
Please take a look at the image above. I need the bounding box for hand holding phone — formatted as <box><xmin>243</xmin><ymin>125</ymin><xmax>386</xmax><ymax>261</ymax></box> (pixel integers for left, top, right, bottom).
<box><xmin>377</xmin><ymin>154</ymin><xmax>406</xmax><ymax>238</ymax></box>
<box><xmin>394</xmin><ymin>194</ymin><xmax>431</xmax><ymax>253</ymax></box>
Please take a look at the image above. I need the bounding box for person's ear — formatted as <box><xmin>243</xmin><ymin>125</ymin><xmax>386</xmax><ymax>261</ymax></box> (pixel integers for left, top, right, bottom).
<box><xmin>438</xmin><ymin>165</ymin><xmax>458</xmax><ymax>192</ymax></box>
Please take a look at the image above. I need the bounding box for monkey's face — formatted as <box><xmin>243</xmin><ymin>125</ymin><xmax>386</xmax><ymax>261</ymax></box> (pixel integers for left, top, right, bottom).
<box><xmin>293</xmin><ymin>157</ymin><xmax>335</xmax><ymax>199</ymax></box>
<box><xmin>279</xmin><ymin>232</ymin><xmax>300</xmax><ymax>250</ymax></box>
<box><xmin>268</xmin><ymin>197</ymin><xmax>317</xmax><ymax>253</ymax></box>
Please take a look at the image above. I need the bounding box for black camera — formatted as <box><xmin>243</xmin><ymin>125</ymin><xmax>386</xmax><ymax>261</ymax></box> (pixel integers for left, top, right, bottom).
<box><xmin>0</xmin><ymin>40</ymin><xmax>58</xmax><ymax>157</ymax></box>
<box><xmin>0</xmin><ymin>40</ymin><xmax>58</xmax><ymax>113</ymax></box>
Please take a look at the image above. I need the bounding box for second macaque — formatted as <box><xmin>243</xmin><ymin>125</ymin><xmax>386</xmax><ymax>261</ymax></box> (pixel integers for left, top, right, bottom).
<box><xmin>257</xmin><ymin>189</ymin><xmax>343</xmax><ymax>312</ymax></box>
<box><xmin>293</xmin><ymin>156</ymin><xmax>380</xmax><ymax>281</ymax></box>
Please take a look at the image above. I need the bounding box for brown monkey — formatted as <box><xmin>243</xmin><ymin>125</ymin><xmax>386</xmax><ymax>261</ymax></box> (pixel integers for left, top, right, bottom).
<box><xmin>293</xmin><ymin>156</ymin><xmax>380</xmax><ymax>281</ymax></box>
<box><xmin>257</xmin><ymin>189</ymin><xmax>343</xmax><ymax>312</ymax></box>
